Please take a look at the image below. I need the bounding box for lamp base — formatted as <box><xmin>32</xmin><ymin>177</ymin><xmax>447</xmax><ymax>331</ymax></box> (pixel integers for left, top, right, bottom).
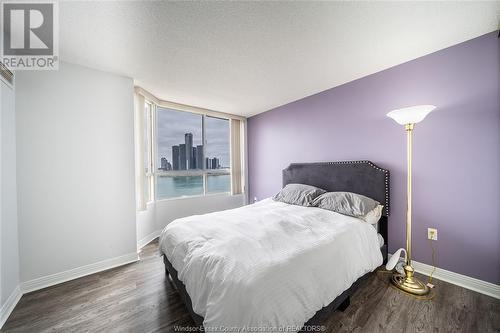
<box><xmin>391</xmin><ymin>269</ymin><xmax>429</xmax><ymax>296</ymax></box>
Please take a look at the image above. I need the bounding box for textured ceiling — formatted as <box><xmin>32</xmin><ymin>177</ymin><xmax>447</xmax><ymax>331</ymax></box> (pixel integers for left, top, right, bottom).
<box><xmin>60</xmin><ymin>1</ymin><xmax>499</xmax><ymax>117</ymax></box>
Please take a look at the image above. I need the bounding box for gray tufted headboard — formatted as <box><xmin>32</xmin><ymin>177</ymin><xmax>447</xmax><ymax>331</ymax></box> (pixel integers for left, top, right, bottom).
<box><xmin>282</xmin><ymin>160</ymin><xmax>390</xmax><ymax>216</ymax></box>
<box><xmin>282</xmin><ymin>161</ymin><xmax>390</xmax><ymax>261</ymax></box>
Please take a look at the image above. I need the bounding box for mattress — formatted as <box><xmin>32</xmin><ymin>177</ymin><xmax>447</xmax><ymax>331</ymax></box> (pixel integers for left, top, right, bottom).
<box><xmin>159</xmin><ymin>198</ymin><xmax>382</xmax><ymax>332</ymax></box>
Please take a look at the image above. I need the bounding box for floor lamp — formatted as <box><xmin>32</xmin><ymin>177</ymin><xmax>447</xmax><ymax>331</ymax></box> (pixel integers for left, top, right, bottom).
<box><xmin>387</xmin><ymin>105</ymin><xmax>436</xmax><ymax>296</ymax></box>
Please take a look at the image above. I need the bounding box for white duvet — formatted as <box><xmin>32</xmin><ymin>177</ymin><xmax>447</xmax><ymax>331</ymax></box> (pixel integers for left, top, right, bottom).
<box><xmin>159</xmin><ymin>198</ymin><xmax>382</xmax><ymax>332</ymax></box>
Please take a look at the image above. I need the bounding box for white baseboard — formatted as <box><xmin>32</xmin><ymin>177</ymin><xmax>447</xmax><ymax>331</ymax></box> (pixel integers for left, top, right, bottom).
<box><xmin>21</xmin><ymin>252</ymin><xmax>139</xmax><ymax>294</ymax></box>
<box><xmin>1</xmin><ymin>253</ymin><xmax>139</xmax><ymax>328</ymax></box>
<box><xmin>137</xmin><ymin>230</ymin><xmax>160</xmax><ymax>250</ymax></box>
<box><xmin>388</xmin><ymin>254</ymin><xmax>500</xmax><ymax>299</ymax></box>
<box><xmin>0</xmin><ymin>285</ymin><xmax>22</xmax><ymax>329</ymax></box>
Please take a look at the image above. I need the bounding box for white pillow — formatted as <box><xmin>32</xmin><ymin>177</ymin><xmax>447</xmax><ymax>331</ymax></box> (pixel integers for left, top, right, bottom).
<box><xmin>361</xmin><ymin>204</ymin><xmax>384</xmax><ymax>225</ymax></box>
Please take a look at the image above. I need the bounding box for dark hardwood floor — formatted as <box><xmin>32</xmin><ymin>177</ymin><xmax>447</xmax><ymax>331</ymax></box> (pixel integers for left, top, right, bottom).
<box><xmin>2</xmin><ymin>239</ymin><xmax>499</xmax><ymax>333</ymax></box>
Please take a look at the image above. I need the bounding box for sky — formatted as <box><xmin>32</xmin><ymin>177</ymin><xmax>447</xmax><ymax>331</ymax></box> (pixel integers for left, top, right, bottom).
<box><xmin>157</xmin><ymin>108</ymin><xmax>230</xmax><ymax>168</ymax></box>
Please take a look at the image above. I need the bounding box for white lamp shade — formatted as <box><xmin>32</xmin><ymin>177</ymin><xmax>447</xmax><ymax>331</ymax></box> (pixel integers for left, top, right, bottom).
<box><xmin>387</xmin><ymin>105</ymin><xmax>436</xmax><ymax>125</ymax></box>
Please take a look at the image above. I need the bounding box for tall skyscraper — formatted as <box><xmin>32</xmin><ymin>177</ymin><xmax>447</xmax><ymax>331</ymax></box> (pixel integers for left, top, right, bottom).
<box><xmin>170</xmin><ymin>133</ymin><xmax>221</xmax><ymax>171</ymax></box>
<box><xmin>172</xmin><ymin>145</ymin><xmax>180</xmax><ymax>170</ymax></box>
<box><xmin>179</xmin><ymin>144</ymin><xmax>187</xmax><ymax>170</ymax></box>
<box><xmin>211</xmin><ymin>157</ymin><xmax>219</xmax><ymax>169</ymax></box>
<box><xmin>196</xmin><ymin>145</ymin><xmax>204</xmax><ymax>169</ymax></box>
<box><xmin>192</xmin><ymin>147</ymin><xmax>197</xmax><ymax>169</ymax></box>
<box><xmin>185</xmin><ymin>133</ymin><xmax>193</xmax><ymax>169</ymax></box>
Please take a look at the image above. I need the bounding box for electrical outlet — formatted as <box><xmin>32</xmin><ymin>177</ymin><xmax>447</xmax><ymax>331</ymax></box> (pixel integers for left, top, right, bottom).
<box><xmin>428</xmin><ymin>228</ymin><xmax>438</xmax><ymax>241</ymax></box>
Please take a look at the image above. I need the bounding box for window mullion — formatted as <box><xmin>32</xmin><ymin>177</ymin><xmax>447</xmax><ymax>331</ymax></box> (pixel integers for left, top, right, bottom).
<box><xmin>202</xmin><ymin>115</ymin><xmax>207</xmax><ymax>195</ymax></box>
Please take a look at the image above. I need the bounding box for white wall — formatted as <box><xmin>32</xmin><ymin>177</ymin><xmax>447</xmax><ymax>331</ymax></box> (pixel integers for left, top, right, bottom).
<box><xmin>0</xmin><ymin>78</ymin><xmax>20</xmax><ymax>309</ymax></box>
<box><xmin>15</xmin><ymin>62</ymin><xmax>137</xmax><ymax>282</ymax></box>
<box><xmin>136</xmin><ymin>194</ymin><xmax>246</xmax><ymax>248</ymax></box>
<box><xmin>136</xmin><ymin>202</ymin><xmax>156</xmax><ymax>249</ymax></box>
<box><xmin>155</xmin><ymin>193</ymin><xmax>245</xmax><ymax>231</ymax></box>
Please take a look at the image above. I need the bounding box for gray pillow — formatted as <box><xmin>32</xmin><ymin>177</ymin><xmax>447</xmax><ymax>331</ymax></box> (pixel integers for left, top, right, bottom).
<box><xmin>273</xmin><ymin>184</ymin><xmax>326</xmax><ymax>207</ymax></box>
<box><xmin>312</xmin><ymin>192</ymin><xmax>380</xmax><ymax>218</ymax></box>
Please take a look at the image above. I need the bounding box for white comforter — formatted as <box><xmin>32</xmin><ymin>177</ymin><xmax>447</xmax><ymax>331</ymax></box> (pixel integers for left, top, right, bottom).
<box><xmin>159</xmin><ymin>199</ymin><xmax>382</xmax><ymax>332</ymax></box>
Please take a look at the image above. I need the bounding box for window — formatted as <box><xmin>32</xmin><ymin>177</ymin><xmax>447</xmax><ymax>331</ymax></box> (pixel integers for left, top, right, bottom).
<box><xmin>144</xmin><ymin>102</ymin><xmax>153</xmax><ymax>202</ymax></box>
<box><xmin>205</xmin><ymin>116</ymin><xmax>230</xmax><ymax>193</ymax></box>
<box><xmin>155</xmin><ymin>108</ymin><xmax>231</xmax><ymax>199</ymax></box>
<box><xmin>134</xmin><ymin>89</ymin><xmax>244</xmax><ymax>208</ymax></box>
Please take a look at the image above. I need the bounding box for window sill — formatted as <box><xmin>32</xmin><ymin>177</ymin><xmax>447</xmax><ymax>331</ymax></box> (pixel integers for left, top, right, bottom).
<box><xmin>154</xmin><ymin>192</ymin><xmax>244</xmax><ymax>203</ymax></box>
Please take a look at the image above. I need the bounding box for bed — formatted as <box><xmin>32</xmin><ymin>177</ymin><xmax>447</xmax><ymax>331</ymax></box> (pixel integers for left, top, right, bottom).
<box><xmin>160</xmin><ymin>161</ymin><xmax>389</xmax><ymax>331</ymax></box>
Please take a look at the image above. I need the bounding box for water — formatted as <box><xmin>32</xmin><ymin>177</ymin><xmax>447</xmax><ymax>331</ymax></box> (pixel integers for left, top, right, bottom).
<box><xmin>156</xmin><ymin>174</ymin><xmax>230</xmax><ymax>199</ymax></box>
<box><xmin>207</xmin><ymin>174</ymin><xmax>232</xmax><ymax>193</ymax></box>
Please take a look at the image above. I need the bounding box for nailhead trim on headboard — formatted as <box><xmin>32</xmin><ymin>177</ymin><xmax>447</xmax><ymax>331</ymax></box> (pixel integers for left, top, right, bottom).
<box><xmin>285</xmin><ymin>160</ymin><xmax>390</xmax><ymax>216</ymax></box>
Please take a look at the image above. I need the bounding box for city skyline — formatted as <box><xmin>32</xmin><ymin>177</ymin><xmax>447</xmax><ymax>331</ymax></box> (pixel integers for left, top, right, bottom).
<box><xmin>157</xmin><ymin>107</ymin><xmax>229</xmax><ymax>169</ymax></box>
<box><xmin>158</xmin><ymin>131</ymin><xmax>226</xmax><ymax>171</ymax></box>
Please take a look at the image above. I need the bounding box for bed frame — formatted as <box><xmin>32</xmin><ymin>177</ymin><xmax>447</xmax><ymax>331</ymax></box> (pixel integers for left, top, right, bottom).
<box><xmin>162</xmin><ymin>160</ymin><xmax>390</xmax><ymax>329</ymax></box>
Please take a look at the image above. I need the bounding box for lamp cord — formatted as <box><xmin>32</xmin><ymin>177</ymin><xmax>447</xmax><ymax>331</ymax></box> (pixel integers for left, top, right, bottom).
<box><xmin>428</xmin><ymin>238</ymin><xmax>437</xmax><ymax>284</ymax></box>
<box><xmin>376</xmin><ymin>268</ymin><xmax>435</xmax><ymax>300</ymax></box>
<box><xmin>376</xmin><ymin>240</ymin><xmax>438</xmax><ymax>301</ymax></box>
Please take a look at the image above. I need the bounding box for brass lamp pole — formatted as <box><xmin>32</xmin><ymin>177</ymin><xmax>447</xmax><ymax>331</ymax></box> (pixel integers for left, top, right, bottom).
<box><xmin>387</xmin><ymin>105</ymin><xmax>436</xmax><ymax>296</ymax></box>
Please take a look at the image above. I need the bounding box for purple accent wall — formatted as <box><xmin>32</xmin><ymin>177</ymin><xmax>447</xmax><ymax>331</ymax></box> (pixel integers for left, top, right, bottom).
<box><xmin>247</xmin><ymin>32</ymin><xmax>499</xmax><ymax>284</ymax></box>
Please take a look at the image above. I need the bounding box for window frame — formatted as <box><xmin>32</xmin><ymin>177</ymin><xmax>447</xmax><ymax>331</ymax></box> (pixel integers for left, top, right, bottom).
<box><xmin>153</xmin><ymin>107</ymin><xmax>232</xmax><ymax>201</ymax></box>
<box><xmin>144</xmin><ymin>101</ymin><xmax>155</xmax><ymax>203</ymax></box>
